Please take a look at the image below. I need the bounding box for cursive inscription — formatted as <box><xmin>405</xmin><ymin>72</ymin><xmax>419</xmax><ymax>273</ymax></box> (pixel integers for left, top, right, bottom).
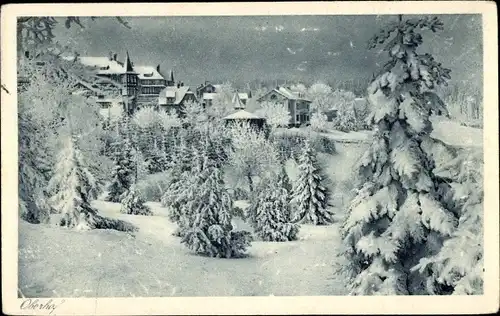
<box><xmin>20</xmin><ymin>299</ymin><xmax>65</xmax><ymax>315</ymax></box>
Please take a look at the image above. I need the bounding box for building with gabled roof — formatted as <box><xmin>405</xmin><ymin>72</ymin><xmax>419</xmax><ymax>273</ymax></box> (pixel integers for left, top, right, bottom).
<box><xmin>257</xmin><ymin>86</ymin><xmax>312</xmax><ymax>126</ymax></box>
<box><xmin>159</xmin><ymin>84</ymin><xmax>198</xmax><ymax>113</ymax></box>
<box><xmin>232</xmin><ymin>92</ymin><xmax>246</xmax><ymax>110</ymax></box>
<box><xmin>64</xmin><ymin>51</ymin><xmax>178</xmax><ymax>113</ymax></box>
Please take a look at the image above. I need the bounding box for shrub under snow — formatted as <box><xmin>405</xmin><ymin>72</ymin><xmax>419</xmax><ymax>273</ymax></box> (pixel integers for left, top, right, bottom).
<box><xmin>120</xmin><ymin>185</ymin><xmax>153</xmax><ymax>216</ymax></box>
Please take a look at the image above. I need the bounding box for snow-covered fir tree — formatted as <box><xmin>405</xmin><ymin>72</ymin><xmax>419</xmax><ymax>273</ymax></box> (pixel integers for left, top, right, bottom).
<box><xmin>120</xmin><ymin>185</ymin><xmax>153</xmax><ymax>216</ymax></box>
<box><xmin>340</xmin><ymin>15</ymin><xmax>458</xmax><ymax>295</ymax></box>
<box><xmin>412</xmin><ymin>149</ymin><xmax>484</xmax><ymax>294</ymax></box>
<box><xmin>162</xmin><ymin>141</ymin><xmax>201</xmax><ymax>226</ymax></box>
<box><xmin>106</xmin><ymin>133</ymin><xmax>135</xmax><ymax>203</ymax></box>
<box><xmin>47</xmin><ymin>135</ymin><xmax>102</xmax><ymax>230</ymax></box>
<box><xmin>251</xmin><ymin>173</ymin><xmax>299</xmax><ymax>242</ymax></box>
<box><xmin>278</xmin><ymin>163</ymin><xmax>293</xmax><ymax>196</ymax></box>
<box><xmin>180</xmin><ymin>136</ymin><xmax>252</xmax><ymax>258</ymax></box>
<box><xmin>291</xmin><ymin>140</ymin><xmax>334</xmax><ymax>225</ymax></box>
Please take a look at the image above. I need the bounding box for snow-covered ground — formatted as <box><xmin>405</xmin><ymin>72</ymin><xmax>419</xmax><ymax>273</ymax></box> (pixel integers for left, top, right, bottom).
<box><xmin>279</xmin><ymin>116</ymin><xmax>483</xmax><ymax>148</ymax></box>
<box><xmin>18</xmin><ymin>116</ymin><xmax>482</xmax><ymax>298</ymax></box>
<box><xmin>18</xmin><ymin>201</ymin><xmax>348</xmax><ymax>298</ymax></box>
<box><xmin>430</xmin><ymin>116</ymin><xmax>483</xmax><ymax>148</ymax></box>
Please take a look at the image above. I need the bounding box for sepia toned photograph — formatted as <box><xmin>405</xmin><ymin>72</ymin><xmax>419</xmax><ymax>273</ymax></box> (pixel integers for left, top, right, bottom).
<box><xmin>1</xmin><ymin>2</ymin><xmax>498</xmax><ymax>315</ymax></box>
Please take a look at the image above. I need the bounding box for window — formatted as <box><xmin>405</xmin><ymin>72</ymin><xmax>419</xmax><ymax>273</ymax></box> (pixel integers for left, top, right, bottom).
<box><xmin>271</xmin><ymin>94</ymin><xmax>277</xmax><ymax>100</ymax></box>
<box><xmin>296</xmin><ymin>115</ymin><xmax>300</xmax><ymax>122</ymax></box>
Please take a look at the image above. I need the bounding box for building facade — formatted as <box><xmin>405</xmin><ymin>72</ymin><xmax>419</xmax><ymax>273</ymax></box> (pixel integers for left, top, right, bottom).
<box><xmin>158</xmin><ymin>83</ymin><xmax>198</xmax><ymax>113</ymax></box>
<box><xmin>256</xmin><ymin>86</ymin><xmax>312</xmax><ymax>126</ymax></box>
<box><xmin>65</xmin><ymin>51</ymin><xmax>176</xmax><ymax>114</ymax></box>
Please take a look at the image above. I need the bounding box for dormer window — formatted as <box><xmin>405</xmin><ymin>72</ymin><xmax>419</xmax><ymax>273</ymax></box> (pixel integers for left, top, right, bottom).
<box><xmin>270</xmin><ymin>94</ymin><xmax>277</xmax><ymax>100</ymax></box>
<box><xmin>144</xmin><ymin>73</ymin><xmax>153</xmax><ymax>78</ymax></box>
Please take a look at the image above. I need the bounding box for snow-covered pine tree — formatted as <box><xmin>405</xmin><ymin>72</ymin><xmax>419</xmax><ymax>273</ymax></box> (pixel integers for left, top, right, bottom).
<box><xmin>252</xmin><ymin>174</ymin><xmax>299</xmax><ymax>242</ymax></box>
<box><xmin>18</xmin><ymin>110</ymin><xmax>53</xmax><ymax>224</ymax></box>
<box><xmin>412</xmin><ymin>149</ymin><xmax>484</xmax><ymax>294</ymax></box>
<box><xmin>278</xmin><ymin>163</ymin><xmax>293</xmax><ymax>197</ymax></box>
<box><xmin>106</xmin><ymin>134</ymin><xmax>135</xmax><ymax>203</ymax></box>
<box><xmin>120</xmin><ymin>185</ymin><xmax>153</xmax><ymax>216</ymax></box>
<box><xmin>291</xmin><ymin>140</ymin><xmax>334</xmax><ymax>225</ymax></box>
<box><xmin>47</xmin><ymin>135</ymin><xmax>101</xmax><ymax>229</ymax></box>
<box><xmin>340</xmin><ymin>15</ymin><xmax>457</xmax><ymax>295</ymax></box>
<box><xmin>180</xmin><ymin>136</ymin><xmax>252</xmax><ymax>258</ymax></box>
<box><xmin>162</xmin><ymin>142</ymin><xmax>201</xmax><ymax>226</ymax></box>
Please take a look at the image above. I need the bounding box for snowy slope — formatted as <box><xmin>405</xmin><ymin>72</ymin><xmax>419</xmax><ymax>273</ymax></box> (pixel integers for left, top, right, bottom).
<box><xmin>278</xmin><ymin>117</ymin><xmax>483</xmax><ymax>148</ymax></box>
<box><xmin>18</xmin><ymin>201</ymin><xmax>348</xmax><ymax>297</ymax></box>
<box><xmin>430</xmin><ymin>116</ymin><xmax>483</xmax><ymax>148</ymax></box>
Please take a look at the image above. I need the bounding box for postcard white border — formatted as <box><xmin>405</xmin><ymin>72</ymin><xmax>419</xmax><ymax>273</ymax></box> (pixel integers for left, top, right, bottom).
<box><xmin>2</xmin><ymin>2</ymin><xmax>498</xmax><ymax>315</ymax></box>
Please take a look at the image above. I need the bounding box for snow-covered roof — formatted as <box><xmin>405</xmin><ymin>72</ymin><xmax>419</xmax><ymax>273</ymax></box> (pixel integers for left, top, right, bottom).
<box><xmin>203</xmin><ymin>92</ymin><xmax>218</xmax><ymax>100</ymax></box>
<box><xmin>232</xmin><ymin>93</ymin><xmax>246</xmax><ymax>109</ymax></box>
<box><xmin>134</xmin><ymin>65</ymin><xmax>164</xmax><ymax>80</ymax></box>
<box><xmin>159</xmin><ymin>86</ymin><xmax>193</xmax><ymax>105</ymax></box>
<box><xmin>258</xmin><ymin>86</ymin><xmax>311</xmax><ymax>102</ymax></box>
<box><xmin>277</xmin><ymin>87</ymin><xmax>297</xmax><ymax>99</ymax></box>
<box><xmin>196</xmin><ymin>83</ymin><xmax>216</xmax><ymax>92</ymax></box>
<box><xmin>223</xmin><ymin>110</ymin><xmax>262</xmax><ymax>120</ymax></box>
<box><xmin>64</xmin><ymin>55</ymin><xmax>165</xmax><ymax>80</ymax></box>
<box><xmin>238</xmin><ymin>93</ymin><xmax>249</xmax><ymax>100</ymax></box>
<box><xmin>165</xmin><ymin>89</ymin><xmax>176</xmax><ymax>98</ymax></box>
<box><xmin>65</xmin><ymin>56</ymin><xmax>125</xmax><ymax>75</ymax></box>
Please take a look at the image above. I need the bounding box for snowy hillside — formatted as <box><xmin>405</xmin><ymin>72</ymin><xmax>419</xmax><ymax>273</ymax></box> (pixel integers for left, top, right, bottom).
<box><xmin>19</xmin><ymin>201</ymin><xmax>348</xmax><ymax>297</ymax></box>
<box><xmin>279</xmin><ymin>116</ymin><xmax>483</xmax><ymax>149</ymax></box>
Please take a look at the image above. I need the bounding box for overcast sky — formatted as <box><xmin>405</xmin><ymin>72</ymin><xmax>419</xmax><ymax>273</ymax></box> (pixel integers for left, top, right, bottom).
<box><xmin>53</xmin><ymin>14</ymin><xmax>482</xmax><ymax>88</ymax></box>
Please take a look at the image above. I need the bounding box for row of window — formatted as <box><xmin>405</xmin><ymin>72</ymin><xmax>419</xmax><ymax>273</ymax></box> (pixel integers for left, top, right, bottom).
<box><xmin>141</xmin><ymin>87</ymin><xmax>163</xmax><ymax>95</ymax></box>
<box><xmin>296</xmin><ymin>114</ymin><xmax>310</xmax><ymax>123</ymax></box>
<box><xmin>141</xmin><ymin>79</ymin><xmax>166</xmax><ymax>86</ymax></box>
<box><xmin>123</xmin><ymin>75</ymin><xmax>138</xmax><ymax>84</ymax></box>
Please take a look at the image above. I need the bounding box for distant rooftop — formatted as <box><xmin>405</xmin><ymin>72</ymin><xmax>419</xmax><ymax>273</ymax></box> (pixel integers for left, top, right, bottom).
<box><xmin>223</xmin><ymin>110</ymin><xmax>262</xmax><ymax>120</ymax></box>
<box><xmin>63</xmin><ymin>55</ymin><xmax>165</xmax><ymax>80</ymax></box>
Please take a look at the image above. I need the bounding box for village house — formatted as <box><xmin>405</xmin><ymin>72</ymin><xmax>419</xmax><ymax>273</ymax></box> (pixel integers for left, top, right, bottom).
<box><xmin>158</xmin><ymin>83</ymin><xmax>198</xmax><ymax>113</ymax></box>
<box><xmin>197</xmin><ymin>81</ymin><xmax>252</xmax><ymax>109</ymax></box>
<box><xmin>257</xmin><ymin>86</ymin><xmax>312</xmax><ymax>126</ymax></box>
<box><xmin>63</xmin><ymin>51</ymin><xmax>178</xmax><ymax>114</ymax></box>
<box><xmin>196</xmin><ymin>81</ymin><xmax>218</xmax><ymax>107</ymax></box>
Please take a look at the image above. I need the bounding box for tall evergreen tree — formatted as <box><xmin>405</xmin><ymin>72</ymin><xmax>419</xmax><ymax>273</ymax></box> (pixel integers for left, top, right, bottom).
<box><xmin>291</xmin><ymin>140</ymin><xmax>334</xmax><ymax>225</ymax></box>
<box><xmin>340</xmin><ymin>15</ymin><xmax>457</xmax><ymax>295</ymax></box>
<box><xmin>252</xmin><ymin>174</ymin><xmax>299</xmax><ymax>242</ymax></box>
<box><xmin>180</xmin><ymin>136</ymin><xmax>252</xmax><ymax>258</ymax></box>
<box><xmin>106</xmin><ymin>133</ymin><xmax>135</xmax><ymax>203</ymax></box>
<box><xmin>47</xmin><ymin>135</ymin><xmax>102</xmax><ymax>229</ymax></box>
<box><xmin>412</xmin><ymin>149</ymin><xmax>484</xmax><ymax>294</ymax></box>
<box><xmin>162</xmin><ymin>141</ymin><xmax>202</xmax><ymax>230</ymax></box>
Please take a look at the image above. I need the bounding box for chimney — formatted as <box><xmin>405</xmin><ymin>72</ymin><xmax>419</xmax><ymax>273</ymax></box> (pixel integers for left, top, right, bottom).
<box><xmin>177</xmin><ymin>83</ymin><xmax>181</xmax><ymax>88</ymax></box>
<box><xmin>181</xmin><ymin>82</ymin><xmax>184</xmax><ymax>87</ymax></box>
<box><xmin>109</xmin><ymin>51</ymin><xmax>113</xmax><ymax>61</ymax></box>
<box><xmin>156</xmin><ymin>64</ymin><xmax>160</xmax><ymax>72</ymax></box>
<box><xmin>113</xmin><ymin>53</ymin><xmax>118</xmax><ymax>61</ymax></box>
